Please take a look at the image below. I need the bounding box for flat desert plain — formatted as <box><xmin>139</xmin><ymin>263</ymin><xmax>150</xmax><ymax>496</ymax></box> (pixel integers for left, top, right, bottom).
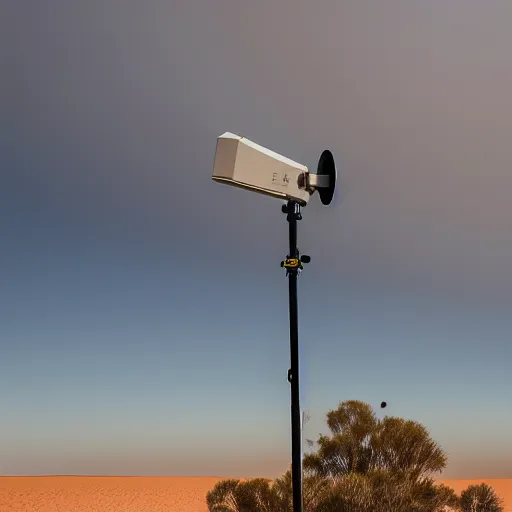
<box><xmin>0</xmin><ymin>476</ymin><xmax>510</xmax><ymax>511</ymax></box>
<box><xmin>0</xmin><ymin>476</ymin><xmax>224</xmax><ymax>512</ymax></box>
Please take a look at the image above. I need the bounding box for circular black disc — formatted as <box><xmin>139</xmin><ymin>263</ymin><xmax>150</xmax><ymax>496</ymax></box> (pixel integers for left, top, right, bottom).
<box><xmin>317</xmin><ymin>149</ymin><xmax>336</xmax><ymax>206</ymax></box>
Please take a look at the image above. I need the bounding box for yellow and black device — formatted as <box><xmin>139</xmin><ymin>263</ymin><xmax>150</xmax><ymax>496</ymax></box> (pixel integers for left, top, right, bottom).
<box><xmin>281</xmin><ymin>257</ymin><xmax>302</xmax><ymax>270</ymax></box>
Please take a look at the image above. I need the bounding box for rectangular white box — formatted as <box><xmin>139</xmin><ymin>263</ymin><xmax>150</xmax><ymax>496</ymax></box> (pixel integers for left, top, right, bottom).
<box><xmin>212</xmin><ymin>132</ymin><xmax>310</xmax><ymax>204</ymax></box>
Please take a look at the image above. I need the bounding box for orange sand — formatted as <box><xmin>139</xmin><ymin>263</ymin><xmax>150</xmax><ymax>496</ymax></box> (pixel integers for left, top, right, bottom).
<box><xmin>0</xmin><ymin>476</ymin><xmax>225</xmax><ymax>512</ymax></box>
<box><xmin>0</xmin><ymin>476</ymin><xmax>510</xmax><ymax>511</ymax></box>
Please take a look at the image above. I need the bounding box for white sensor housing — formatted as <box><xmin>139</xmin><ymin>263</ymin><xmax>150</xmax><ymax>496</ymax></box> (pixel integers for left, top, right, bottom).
<box><xmin>212</xmin><ymin>132</ymin><xmax>311</xmax><ymax>205</ymax></box>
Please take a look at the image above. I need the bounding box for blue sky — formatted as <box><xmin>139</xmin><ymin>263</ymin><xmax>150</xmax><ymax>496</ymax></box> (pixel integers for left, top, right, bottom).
<box><xmin>2</xmin><ymin>0</ymin><xmax>512</xmax><ymax>478</ymax></box>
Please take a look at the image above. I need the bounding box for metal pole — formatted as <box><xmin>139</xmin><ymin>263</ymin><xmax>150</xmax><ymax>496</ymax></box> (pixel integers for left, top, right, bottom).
<box><xmin>283</xmin><ymin>200</ymin><xmax>303</xmax><ymax>512</ymax></box>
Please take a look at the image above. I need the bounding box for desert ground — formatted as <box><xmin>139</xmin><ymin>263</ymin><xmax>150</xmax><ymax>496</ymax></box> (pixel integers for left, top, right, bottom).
<box><xmin>0</xmin><ymin>476</ymin><xmax>510</xmax><ymax>511</ymax></box>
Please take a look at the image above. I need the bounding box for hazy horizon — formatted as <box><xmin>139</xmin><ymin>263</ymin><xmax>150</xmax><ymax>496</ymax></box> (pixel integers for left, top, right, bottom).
<box><xmin>2</xmin><ymin>0</ymin><xmax>512</xmax><ymax>479</ymax></box>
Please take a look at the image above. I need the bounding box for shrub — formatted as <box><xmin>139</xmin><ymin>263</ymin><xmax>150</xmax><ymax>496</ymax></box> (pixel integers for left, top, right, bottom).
<box><xmin>459</xmin><ymin>483</ymin><xmax>503</xmax><ymax>512</ymax></box>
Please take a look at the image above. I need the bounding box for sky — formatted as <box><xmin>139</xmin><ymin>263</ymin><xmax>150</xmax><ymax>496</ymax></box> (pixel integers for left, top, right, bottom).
<box><xmin>2</xmin><ymin>0</ymin><xmax>512</xmax><ymax>479</ymax></box>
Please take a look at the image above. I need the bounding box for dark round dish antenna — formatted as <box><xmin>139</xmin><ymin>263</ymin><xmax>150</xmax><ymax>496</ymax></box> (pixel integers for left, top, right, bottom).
<box><xmin>316</xmin><ymin>149</ymin><xmax>337</xmax><ymax>206</ymax></box>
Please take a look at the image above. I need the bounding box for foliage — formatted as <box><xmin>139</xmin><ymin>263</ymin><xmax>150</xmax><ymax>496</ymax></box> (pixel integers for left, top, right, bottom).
<box><xmin>459</xmin><ymin>483</ymin><xmax>504</xmax><ymax>512</ymax></box>
<box><xmin>206</xmin><ymin>478</ymin><xmax>288</xmax><ymax>512</ymax></box>
<box><xmin>206</xmin><ymin>400</ymin><xmax>500</xmax><ymax>512</ymax></box>
<box><xmin>303</xmin><ymin>400</ymin><xmax>446</xmax><ymax>480</ymax></box>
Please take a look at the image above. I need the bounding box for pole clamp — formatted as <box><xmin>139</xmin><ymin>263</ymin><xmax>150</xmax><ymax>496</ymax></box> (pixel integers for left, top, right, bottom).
<box><xmin>280</xmin><ymin>255</ymin><xmax>311</xmax><ymax>275</ymax></box>
<box><xmin>281</xmin><ymin>257</ymin><xmax>302</xmax><ymax>270</ymax></box>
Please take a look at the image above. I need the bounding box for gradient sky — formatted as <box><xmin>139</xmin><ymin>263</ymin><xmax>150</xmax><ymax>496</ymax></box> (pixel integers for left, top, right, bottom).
<box><xmin>2</xmin><ymin>0</ymin><xmax>512</xmax><ymax>479</ymax></box>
